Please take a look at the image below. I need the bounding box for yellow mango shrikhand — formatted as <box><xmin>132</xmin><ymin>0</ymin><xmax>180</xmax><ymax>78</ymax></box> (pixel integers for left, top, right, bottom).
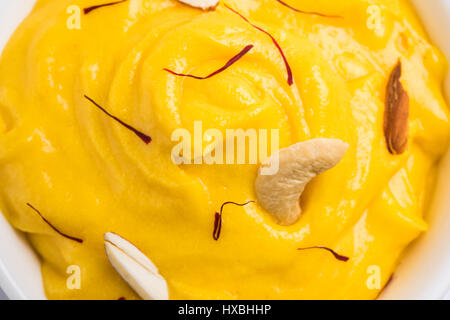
<box><xmin>0</xmin><ymin>0</ymin><xmax>449</xmax><ymax>300</ymax></box>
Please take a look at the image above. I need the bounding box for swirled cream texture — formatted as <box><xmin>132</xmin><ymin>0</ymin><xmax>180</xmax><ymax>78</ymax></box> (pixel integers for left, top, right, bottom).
<box><xmin>0</xmin><ymin>0</ymin><xmax>449</xmax><ymax>299</ymax></box>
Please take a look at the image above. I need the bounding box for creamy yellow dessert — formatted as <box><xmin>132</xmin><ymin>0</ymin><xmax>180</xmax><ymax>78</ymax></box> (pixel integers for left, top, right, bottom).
<box><xmin>0</xmin><ymin>0</ymin><xmax>449</xmax><ymax>300</ymax></box>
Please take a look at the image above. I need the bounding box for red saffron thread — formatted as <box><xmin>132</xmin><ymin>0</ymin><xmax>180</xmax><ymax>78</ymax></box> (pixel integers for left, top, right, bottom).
<box><xmin>224</xmin><ymin>4</ymin><xmax>293</xmax><ymax>86</ymax></box>
<box><xmin>213</xmin><ymin>212</ymin><xmax>222</xmax><ymax>241</ymax></box>
<box><xmin>84</xmin><ymin>0</ymin><xmax>128</xmax><ymax>15</ymax></box>
<box><xmin>297</xmin><ymin>246</ymin><xmax>349</xmax><ymax>262</ymax></box>
<box><xmin>118</xmin><ymin>297</ymin><xmax>127</xmax><ymax>300</ymax></box>
<box><xmin>276</xmin><ymin>0</ymin><xmax>343</xmax><ymax>19</ymax></box>
<box><xmin>84</xmin><ymin>95</ymin><xmax>152</xmax><ymax>144</ymax></box>
<box><xmin>164</xmin><ymin>45</ymin><xmax>254</xmax><ymax>80</ymax></box>
<box><xmin>26</xmin><ymin>203</ymin><xmax>83</xmax><ymax>243</ymax></box>
<box><xmin>213</xmin><ymin>201</ymin><xmax>255</xmax><ymax>241</ymax></box>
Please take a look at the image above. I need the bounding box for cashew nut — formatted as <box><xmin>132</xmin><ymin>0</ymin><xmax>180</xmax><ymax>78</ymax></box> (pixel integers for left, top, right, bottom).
<box><xmin>177</xmin><ymin>0</ymin><xmax>219</xmax><ymax>10</ymax></box>
<box><xmin>255</xmin><ymin>138</ymin><xmax>348</xmax><ymax>226</ymax></box>
<box><xmin>104</xmin><ymin>232</ymin><xmax>169</xmax><ymax>300</ymax></box>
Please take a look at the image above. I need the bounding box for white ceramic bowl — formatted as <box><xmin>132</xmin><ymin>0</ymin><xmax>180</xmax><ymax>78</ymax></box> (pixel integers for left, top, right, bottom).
<box><xmin>0</xmin><ymin>0</ymin><xmax>449</xmax><ymax>300</ymax></box>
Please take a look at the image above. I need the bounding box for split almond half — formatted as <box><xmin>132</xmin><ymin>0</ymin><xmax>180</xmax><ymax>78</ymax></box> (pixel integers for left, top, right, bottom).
<box><xmin>104</xmin><ymin>232</ymin><xmax>169</xmax><ymax>300</ymax></box>
<box><xmin>255</xmin><ymin>138</ymin><xmax>348</xmax><ymax>226</ymax></box>
<box><xmin>177</xmin><ymin>0</ymin><xmax>219</xmax><ymax>10</ymax></box>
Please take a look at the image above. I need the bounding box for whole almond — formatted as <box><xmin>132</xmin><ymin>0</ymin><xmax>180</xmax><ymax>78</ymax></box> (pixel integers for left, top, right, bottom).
<box><xmin>383</xmin><ymin>61</ymin><xmax>409</xmax><ymax>155</ymax></box>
